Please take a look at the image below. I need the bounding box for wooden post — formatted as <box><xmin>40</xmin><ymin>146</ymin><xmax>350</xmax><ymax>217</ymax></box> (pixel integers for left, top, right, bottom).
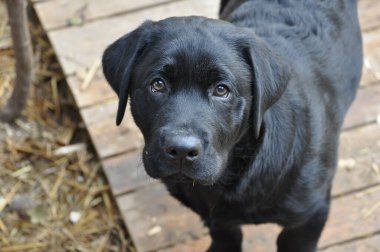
<box><xmin>0</xmin><ymin>0</ymin><xmax>34</xmax><ymax>122</ymax></box>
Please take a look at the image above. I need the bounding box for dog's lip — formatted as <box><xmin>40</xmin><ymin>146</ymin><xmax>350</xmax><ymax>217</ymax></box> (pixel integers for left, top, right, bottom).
<box><xmin>163</xmin><ymin>172</ymin><xmax>214</xmax><ymax>186</ymax></box>
<box><xmin>164</xmin><ymin>173</ymin><xmax>193</xmax><ymax>182</ymax></box>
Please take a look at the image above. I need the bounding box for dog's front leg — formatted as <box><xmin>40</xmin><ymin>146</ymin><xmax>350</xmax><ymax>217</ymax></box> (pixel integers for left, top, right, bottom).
<box><xmin>207</xmin><ymin>225</ymin><xmax>243</xmax><ymax>252</ymax></box>
<box><xmin>276</xmin><ymin>203</ymin><xmax>330</xmax><ymax>252</ymax></box>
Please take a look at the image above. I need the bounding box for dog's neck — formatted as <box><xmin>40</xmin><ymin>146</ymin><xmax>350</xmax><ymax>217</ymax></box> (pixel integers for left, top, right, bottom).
<box><xmin>217</xmin><ymin>93</ymin><xmax>309</xmax><ymax>205</ymax></box>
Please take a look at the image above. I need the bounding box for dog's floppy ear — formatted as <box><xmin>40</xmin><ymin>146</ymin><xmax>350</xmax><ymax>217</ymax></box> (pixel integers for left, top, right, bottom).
<box><xmin>243</xmin><ymin>35</ymin><xmax>291</xmax><ymax>138</ymax></box>
<box><xmin>102</xmin><ymin>21</ymin><xmax>152</xmax><ymax>125</ymax></box>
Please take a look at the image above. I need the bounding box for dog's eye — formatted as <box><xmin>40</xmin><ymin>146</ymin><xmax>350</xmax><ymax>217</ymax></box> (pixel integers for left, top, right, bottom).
<box><xmin>213</xmin><ymin>84</ymin><xmax>230</xmax><ymax>98</ymax></box>
<box><xmin>150</xmin><ymin>79</ymin><xmax>166</xmax><ymax>92</ymax></box>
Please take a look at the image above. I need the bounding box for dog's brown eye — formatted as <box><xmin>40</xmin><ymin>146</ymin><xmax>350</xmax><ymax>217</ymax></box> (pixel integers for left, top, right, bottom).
<box><xmin>213</xmin><ymin>84</ymin><xmax>230</xmax><ymax>98</ymax></box>
<box><xmin>151</xmin><ymin>79</ymin><xmax>166</xmax><ymax>92</ymax></box>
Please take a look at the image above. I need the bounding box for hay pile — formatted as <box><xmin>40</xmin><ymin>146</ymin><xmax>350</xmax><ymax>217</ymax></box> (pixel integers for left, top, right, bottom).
<box><xmin>0</xmin><ymin>2</ymin><xmax>133</xmax><ymax>251</ymax></box>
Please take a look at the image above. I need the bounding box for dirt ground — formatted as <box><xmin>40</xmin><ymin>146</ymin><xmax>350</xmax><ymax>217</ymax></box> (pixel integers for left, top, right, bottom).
<box><xmin>0</xmin><ymin>2</ymin><xmax>134</xmax><ymax>251</ymax></box>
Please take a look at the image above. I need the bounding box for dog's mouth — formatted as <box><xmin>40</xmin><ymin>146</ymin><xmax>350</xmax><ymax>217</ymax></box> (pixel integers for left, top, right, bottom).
<box><xmin>163</xmin><ymin>172</ymin><xmax>214</xmax><ymax>186</ymax></box>
<box><xmin>164</xmin><ymin>173</ymin><xmax>193</xmax><ymax>182</ymax></box>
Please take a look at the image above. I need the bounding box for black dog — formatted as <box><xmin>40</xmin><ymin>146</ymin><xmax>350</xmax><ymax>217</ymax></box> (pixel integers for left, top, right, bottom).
<box><xmin>102</xmin><ymin>1</ymin><xmax>362</xmax><ymax>251</ymax></box>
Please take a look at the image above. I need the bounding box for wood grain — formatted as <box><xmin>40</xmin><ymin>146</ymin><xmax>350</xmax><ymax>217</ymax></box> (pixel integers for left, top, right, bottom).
<box><xmin>343</xmin><ymin>83</ymin><xmax>380</xmax><ymax>130</ymax></box>
<box><xmin>46</xmin><ymin>0</ymin><xmax>219</xmax><ymax>75</ymax></box>
<box><xmin>80</xmin><ymin>100</ymin><xmax>143</xmax><ymax>158</ymax></box>
<box><xmin>35</xmin><ymin>0</ymin><xmax>380</xmax><ymax>32</ymax></box>
<box><xmin>102</xmin><ymin>150</ymin><xmax>155</xmax><ymax>196</ymax></box>
<box><xmin>66</xmin><ymin>69</ymin><xmax>116</xmax><ymax>108</ymax></box>
<box><xmin>334</xmin><ymin>123</ymin><xmax>380</xmax><ymax>197</ymax></box>
<box><xmin>361</xmin><ymin>30</ymin><xmax>380</xmax><ymax>86</ymax></box>
<box><xmin>320</xmin><ymin>185</ymin><xmax>380</xmax><ymax>248</ymax></box>
<box><xmin>161</xmin><ymin>225</ymin><xmax>280</xmax><ymax>252</ymax></box>
<box><xmin>117</xmin><ymin>183</ymin><xmax>207</xmax><ymax>252</ymax></box>
<box><xmin>34</xmin><ymin>0</ymin><xmax>181</xmax><ymax>31</ymax></box>
<box><xmin>358</xmin><ymin>0</ymin><xmax>380</xmax><ymax>32</ymax></box>
<box><xmin>323</xmin><ymin>234</ymin><xmax>380</xmax><ymax>252</ymax></box>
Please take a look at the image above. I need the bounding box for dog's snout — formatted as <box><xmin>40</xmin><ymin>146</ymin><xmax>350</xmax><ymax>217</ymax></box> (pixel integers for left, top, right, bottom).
<box><xmin>164</xmin><ymin>135</ymin><xmax>202</xmax><ymax>162</ymax></box>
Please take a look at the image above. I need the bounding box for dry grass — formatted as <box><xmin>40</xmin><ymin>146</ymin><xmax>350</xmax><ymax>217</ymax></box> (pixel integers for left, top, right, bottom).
<box><xmin>0</xmin><ymin>2</ymin><xmax>134</xmax><ymax>251</ymax></box>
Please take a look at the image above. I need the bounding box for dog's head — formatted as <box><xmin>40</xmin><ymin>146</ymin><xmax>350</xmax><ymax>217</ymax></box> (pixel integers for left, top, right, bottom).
<box><xmin>102</xmin><ymin>17</ymin><xmax>289</xmax><ymax>185</ymax></box>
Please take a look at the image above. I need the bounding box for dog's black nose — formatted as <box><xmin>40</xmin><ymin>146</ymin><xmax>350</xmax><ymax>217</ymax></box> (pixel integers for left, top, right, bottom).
<box><xmin>164</xmin><ymin>135</ymin><xmax>202</xmax><ymax>162</ymax></box>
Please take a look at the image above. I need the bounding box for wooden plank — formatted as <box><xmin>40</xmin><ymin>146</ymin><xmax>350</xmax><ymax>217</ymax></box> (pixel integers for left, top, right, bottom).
<box><xmin>66</xmin><ymin>69</ymin><xmax>116</xmax><ymax>108</ymax></box>
<box><xmin>116</xmin><ymin>183</ymin><xmax>207</xmax><ymax>252</ymax></box>
<box><xmin>358</xmin><ymin>0</ymin><xmax>380</xmax><ymax>32</ymax></box>
<box><xmin>34</xmin><ymin>0</ymin><xmax>180</xmax><ymax>31</ymax></box>
<box><xmin>320</xmin><ymin>185</ymin><xmax>380</xmax><ymax>248</ymax></box>
<box><xmin>160</xmin><ymin>236</ymin><xmax>211</xmax><ymax>252</ymax></box>
<box><xmin>339</xmin><ymin>123</ymin><xmax>380</xmax><ymax>160</ymax></box>
<box><xmin>46</xmin><ymin>0</ymin><xmax>219</xmax><ymax>76</ymax></box>
<box><xmin>334</xmin><ymin>123</ymin><xmax>380</xmax><ymax>196</ymax></box>
<box><xmin>45</xmin><ymin>0</ymin><xmax>378</xmax><ymax>108</ymax></box>
<box><xmin>31</xmin><ymin>0</ymin><xmax>380</xmax><ymax>34</ymax></box>
<box><xmin>361</xmin><ymin>30</ymin><xmax>380</xmax><ymax>86</ymax></box>
<box><xmin>343</xmin><ymin>83</ymin><xmax>380</xmax><ymax>130</ymax></box>
<box><xmin>34</xmin><ymin>0</ymin><xmax>380</xmax><ymax>32</ymax></box>
<box><xmin>323</xmin><ymin>233</ymin><xmax>380</xmax><ymax>252</ymax></box>
<box><xmin>117</xmin><ymin>181</ymin><xmax>380</xmax><ymax>251</ymax></box>
<box><xmin>59</xmin><ymin>20</ymin><xmax>379</xmax><ymax>110</ymax></box>
<box><xmin>102</xmin><ymin>150</ymin><xmax>155</xmax><ymax>196</ymax></box>
<box><xmin>161</xmin><ymin>225</ymin><xmax>280</xmax><ymax>252</ymax></box>
<box><xmin>80</xmin><ymin>100</ymin><xmax>143</xmax><ymax>158</ymax></box>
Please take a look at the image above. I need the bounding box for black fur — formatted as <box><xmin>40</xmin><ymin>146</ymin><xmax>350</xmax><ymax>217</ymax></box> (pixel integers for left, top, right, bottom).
<box><xmin>102</xmin><ymin>1</ymin><xmax>362</xmax><ymax>251</ymax></box>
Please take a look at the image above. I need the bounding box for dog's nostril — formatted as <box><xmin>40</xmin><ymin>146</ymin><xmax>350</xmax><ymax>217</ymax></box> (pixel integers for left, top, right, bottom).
<box><xmin>167</xmin><ymin>148</ymin><xmax>177</xmax><ymax>157</ymax></box>
<box><xmin>187</xmin><ymin>150</ymin><xmax>198</xmax><ymax>158</ymax></box>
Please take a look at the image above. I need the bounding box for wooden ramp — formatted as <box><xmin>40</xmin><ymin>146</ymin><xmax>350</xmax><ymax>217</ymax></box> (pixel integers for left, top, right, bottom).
<box><xmin>32</xmin><ymin>0</ymin><xmax>380</xmax><ymax>251</ymax></box>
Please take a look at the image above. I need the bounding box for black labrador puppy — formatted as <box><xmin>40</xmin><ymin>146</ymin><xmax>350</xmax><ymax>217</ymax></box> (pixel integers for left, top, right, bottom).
<box><xmin>102</xmin><ymin>0</ymin><xmax>363</xmax><ymax>251</ymax></box>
